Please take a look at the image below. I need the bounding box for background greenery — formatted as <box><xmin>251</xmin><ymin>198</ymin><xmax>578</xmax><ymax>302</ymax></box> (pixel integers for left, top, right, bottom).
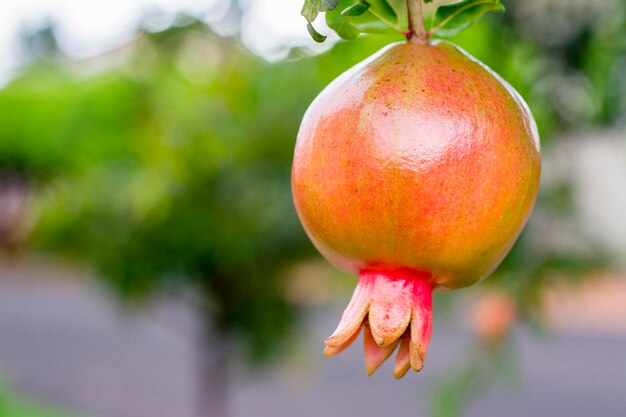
<box><xmin>0</xmin><ymin>0</ymin><xmax>624</xmax><ymax>416</ymax></box>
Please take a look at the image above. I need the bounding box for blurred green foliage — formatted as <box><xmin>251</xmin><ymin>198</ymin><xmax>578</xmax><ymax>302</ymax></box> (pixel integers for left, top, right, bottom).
<box><xmin>2</xmin><ymin>24</ymin><xmax>324</xmax><ymax>360</ymax></box>
<box><xmin>0</xmin><ymin>382</ymin><xmax>76</xmax><ymax>417</ymax></box>
<box><xmin>0</xmin><ymin>0</ymin><xmax>624</xmax><ymax>373</ymax></box>
<box><xmin>0</xmin><ymin>20</ymin><xmax>401</xmax><ymax>360</ymax></box>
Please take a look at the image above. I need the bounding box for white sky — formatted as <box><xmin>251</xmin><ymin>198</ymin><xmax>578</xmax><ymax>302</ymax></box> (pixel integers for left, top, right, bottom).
<box><xmin>0</xmin><ymin>0</ymin><xmax>314</xmax><ymax>83</ymax></box>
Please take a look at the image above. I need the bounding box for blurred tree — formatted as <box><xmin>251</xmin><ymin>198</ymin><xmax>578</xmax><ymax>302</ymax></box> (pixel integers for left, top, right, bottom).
<box><xmin>1</xmin><ymin>19</ymin><xmax>322</xmax><ymax>417</ymax></box>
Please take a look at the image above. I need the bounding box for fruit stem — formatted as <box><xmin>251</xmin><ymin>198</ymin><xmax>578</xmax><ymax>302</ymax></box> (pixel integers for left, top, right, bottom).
<box><xmin>406</xmin><ymin>0</ymin><xmax>429</xmax><ymax>45</ymax></box>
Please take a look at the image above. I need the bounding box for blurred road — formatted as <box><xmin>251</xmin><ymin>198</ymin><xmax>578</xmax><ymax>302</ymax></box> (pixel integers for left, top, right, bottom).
<box><xmin>1</xmin><ymin>258</ymin><xmax>625</xmax><ymax>417</ymax></box>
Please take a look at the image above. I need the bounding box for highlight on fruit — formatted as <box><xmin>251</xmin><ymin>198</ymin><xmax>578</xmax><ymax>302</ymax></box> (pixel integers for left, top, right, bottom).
<box><xmin>293</xmin><ymin>0</ymin><xmax>541</xmax><ymax>378</ymax></box>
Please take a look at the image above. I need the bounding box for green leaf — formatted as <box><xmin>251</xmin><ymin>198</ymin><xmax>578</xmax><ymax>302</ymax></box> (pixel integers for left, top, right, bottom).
<box><xmin>326</xmin><ymin>7</ymin><xmax>362</xmax><ymax>40</ymax></box>
<box><xmin>341</xmin><ymin>0</ymin><xmax>370</xmax><ymax>16</ymax></box>
<box><xmin>302</xmin><ymin>0</ymin><xmax>339</xmax><ymax>42</ymax></box>
<box><xmin>429</xmin><ymin>0</ymin><xmax>504</xmax><ymax>37</ymax></box>
<box><xmin>306</xmin><ymin>21</ymin><xmax>327</xmax><ymax>42</ymax></box>
<box><xmin>366</xmin><ymin>0</ymin><xmax>398</xmax><ymax>26</ymax></box>
<box><xmin>324</xmin><ymin>0</ymin><xmax>401</xmax><ymax>40</ymax></box>
<box><xmin>301</xmin><ymin>0</ymin><xmax>340</xmax><ymax>22</ymax></box>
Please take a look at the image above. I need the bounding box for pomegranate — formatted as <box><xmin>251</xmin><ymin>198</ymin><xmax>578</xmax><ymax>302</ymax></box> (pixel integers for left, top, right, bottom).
<box><xmin>292</xmin><ymin>41</ymin><xmax>540</xmax><ymax>378</ymax></box>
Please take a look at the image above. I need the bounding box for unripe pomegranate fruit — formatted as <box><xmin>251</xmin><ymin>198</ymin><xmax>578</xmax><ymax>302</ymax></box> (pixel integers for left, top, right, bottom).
<box><xmin>292</xmin><ymin>41</ymin><xmax>540</xmax><ymax>378</ymax></box>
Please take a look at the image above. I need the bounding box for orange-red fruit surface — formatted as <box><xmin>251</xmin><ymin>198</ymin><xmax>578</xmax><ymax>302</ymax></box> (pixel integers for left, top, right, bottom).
<box><xmin>292</xmin><ymin>41</ymin><xmax>541</xmax><ymax>376</ymax></box>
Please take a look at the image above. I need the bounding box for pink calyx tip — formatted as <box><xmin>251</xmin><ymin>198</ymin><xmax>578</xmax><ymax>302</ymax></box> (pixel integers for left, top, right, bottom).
<box><xmin>324</xmin><ymin>270</ymin><xmax>433</xmax><ymax>378</ymax></box>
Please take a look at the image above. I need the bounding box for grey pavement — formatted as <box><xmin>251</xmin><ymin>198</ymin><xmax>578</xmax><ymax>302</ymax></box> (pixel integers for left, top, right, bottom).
<box><xmin>0</xmin><ymin>258</ymin><xmax>625</xmax><ymax>417</ymax></box>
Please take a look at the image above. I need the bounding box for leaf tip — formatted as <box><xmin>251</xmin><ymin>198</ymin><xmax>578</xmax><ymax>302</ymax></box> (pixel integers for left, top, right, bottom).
<box><xmin>306</xmin><ymin>21</ymin><xmax>327</xmax><ymax>43</ymax></box>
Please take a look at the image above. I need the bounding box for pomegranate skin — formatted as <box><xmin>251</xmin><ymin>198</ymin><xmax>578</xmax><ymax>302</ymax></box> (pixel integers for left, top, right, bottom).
<box><xmin>292</xmin><ymin>42</ymin><xmax>541</xmax><ymax>290</ymax></box>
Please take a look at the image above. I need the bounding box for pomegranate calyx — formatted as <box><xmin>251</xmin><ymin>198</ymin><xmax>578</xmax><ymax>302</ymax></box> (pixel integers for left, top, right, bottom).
<box><xmin>324</xmin><ymin>270</ymin><xmax>433</xmax><ymax>378</ymax></box>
